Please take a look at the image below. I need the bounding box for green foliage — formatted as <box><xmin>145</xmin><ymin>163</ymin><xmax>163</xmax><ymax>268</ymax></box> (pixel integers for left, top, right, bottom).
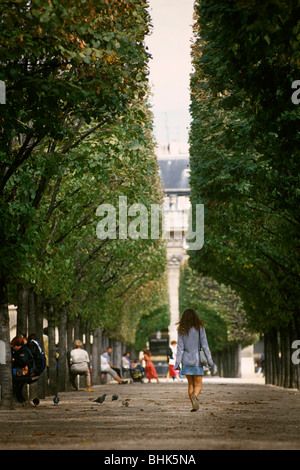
<box><xmin>179</xmin><ymin>264</ymin><xmax>255</xmax><ymax>353</ymax></box>
<box><xmin>134</xmin><ymin>289</ymin><xmax>170</xmax><ymax>351</ymax></box>
<box><xmin>0</xmin><ymin>0</ymin><xmax>151</xmax><ymax>280</ymax></box>
<box><xmin>0</xmin><ymin>0</ymin><xmax>168</xmax><ymax>345</ymax></box>
<box><xmin>189</xmin><ymin>0</ymin><xmax>300</xmax><ymax>334</ymax></box>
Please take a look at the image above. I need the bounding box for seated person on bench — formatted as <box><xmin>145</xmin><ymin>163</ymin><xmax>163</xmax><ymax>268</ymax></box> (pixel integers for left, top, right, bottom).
<box><xmin>100</xmin><ymin>351</ymin><xmax>127</xmax><ymax>385</ymax></box>
<box><xmin>69</xmin><ymin>340</ymin><xmax>93</xmax><ymax>392</ymax></box>
<box><xmin>11</xmin><ymin>335</ymin><xmax>38</xmax><ymax>404</ymax></box>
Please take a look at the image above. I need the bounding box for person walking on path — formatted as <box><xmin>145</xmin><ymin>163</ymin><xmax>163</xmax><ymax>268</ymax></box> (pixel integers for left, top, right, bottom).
<box><xmin>69</xmin><ymin>340</ymin><xmax>93</xmax><ymax>392</ymax></box>
<box><xmin>175</xmin><ymin>308</ymin><xmax>213</xmax><ymax>411</ymax></box>
<box><xmin>167</xmin><ymin>341</ymin><xmax>180</xmax><ymax>382</ymax></box>
<box><xmin>142</xmin><ymin>348</ymin><xmax>159</xmax><ymax>383</ymax></box>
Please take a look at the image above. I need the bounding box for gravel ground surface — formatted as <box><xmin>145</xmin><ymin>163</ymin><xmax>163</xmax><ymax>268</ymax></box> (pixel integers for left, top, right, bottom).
<box><xmin>0</xmin><ymin>376</ymin><xmax>299</xmax><ymax>452</ymax></box>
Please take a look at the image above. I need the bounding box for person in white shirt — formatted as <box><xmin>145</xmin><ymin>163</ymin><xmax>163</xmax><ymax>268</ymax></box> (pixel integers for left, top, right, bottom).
<box><xmin>101</xmin><ymin>348</ymin><xmax>127</xmax><ymax>384</ymax></box>
<box><xmin>167</xmin><ymin>341</ymin><xmax>180</xmax><ymax>382</ymax></box>
<box><xmin>122</xmin><ymin>352</ymin><xmax>131</xmax><ymax>370</ymax></box>
<box><xmin>70</xmin><ymin>340</ymin><xmax>93</xmax><ymax>392</ymax></box>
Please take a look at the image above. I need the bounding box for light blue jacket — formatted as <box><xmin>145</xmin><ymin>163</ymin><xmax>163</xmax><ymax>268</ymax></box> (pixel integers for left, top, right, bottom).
<box><xmin>176</xmin><ymin>326</ymin><xmax>213</xmax><ymax>367</ymax></box>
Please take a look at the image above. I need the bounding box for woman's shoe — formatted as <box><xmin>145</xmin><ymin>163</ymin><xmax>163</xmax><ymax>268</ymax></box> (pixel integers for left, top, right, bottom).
<box><xmin>191</xmin><ymin>394</ymin><xmax>199</xmax><ymax>411</ymax></box>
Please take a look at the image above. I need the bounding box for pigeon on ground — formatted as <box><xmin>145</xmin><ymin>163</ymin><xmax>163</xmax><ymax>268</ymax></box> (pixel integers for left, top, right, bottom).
<box><xmin>53</xmin><ymin>395</ymin><xmax>59</xmax><ymax>405</ymax></box>
<box><xmin>33</xmin><ymin>398</ymin><xmax>40</xmax><ymax>406</ymax></box>
<box><xmin>93</xmin><ymin>394</ymin><xmax>107</xmax><ymax>404</ymax></box>
<box><xmin>112</xmin><ymin>395</ymin><xmax>118</xmax><ymax>401</ymax></box>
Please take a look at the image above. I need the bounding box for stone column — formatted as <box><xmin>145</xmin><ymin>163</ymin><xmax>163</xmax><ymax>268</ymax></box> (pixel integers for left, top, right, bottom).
<box><xmin>164</xmin><ymin>195</ymin><xmax>190</xmax><ymax>344</ymax></box>
<box><xmin>167</xmin><ymin>254</ymin><xmax>181</xmax><ymax>342</ymax></box>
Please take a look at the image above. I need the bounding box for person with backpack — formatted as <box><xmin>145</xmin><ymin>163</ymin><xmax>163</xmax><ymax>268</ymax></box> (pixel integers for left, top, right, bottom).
<box><xmin>11</xmin><ymin>333</ymin><xmax>47</xmax><ymax>405</ymax></box>
<box><xmin>11</xmin><ymin>335</ymin><xmax>37</xmax><ymax>404</ymax></box>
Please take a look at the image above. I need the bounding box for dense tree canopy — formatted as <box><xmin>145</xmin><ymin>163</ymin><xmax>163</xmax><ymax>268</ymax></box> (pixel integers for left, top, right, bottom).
<box><xmin>189</xmin><ymin>0</ymin><xmax>299</xmax><ymax>387</ymax></box>
<box><xmin>0</xmin><ymin>0</ymin><xmax>169</xmax><ymax>407</ymax></box>
<box><xmin>0</xmin><ymin>0</ymin><xmax>152</xmax><ymax>279</ymax></box>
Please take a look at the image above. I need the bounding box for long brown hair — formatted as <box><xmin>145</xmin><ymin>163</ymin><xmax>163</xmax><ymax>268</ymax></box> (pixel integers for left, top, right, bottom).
<box><xmin>177</xmin><ymin>308</ymin><xmax>205</xmax><ymax>336</ymax></box>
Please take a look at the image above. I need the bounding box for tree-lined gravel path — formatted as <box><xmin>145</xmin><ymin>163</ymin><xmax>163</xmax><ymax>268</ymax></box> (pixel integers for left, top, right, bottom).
<box><xmin>0</xmin><ymin>377</ymin><xmax>299</xmax><ymax>451</ymax></box>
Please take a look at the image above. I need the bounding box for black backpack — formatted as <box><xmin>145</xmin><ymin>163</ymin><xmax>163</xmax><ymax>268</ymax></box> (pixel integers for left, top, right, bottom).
<box><xmin>27</xmin><ymin>339</ymin><xmax>46</xmax><ymax>376</ymax></box>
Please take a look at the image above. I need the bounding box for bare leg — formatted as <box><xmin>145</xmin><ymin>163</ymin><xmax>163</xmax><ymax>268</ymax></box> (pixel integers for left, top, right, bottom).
<box><xmin>186</xmin><ymin>375</ymin><xmax>195</xmax><ymax>401</ymax></box>
<box><xmin>186</xmin><ymin>375</ymin><xmax>202</xmax><ymax>410</ymax></box>
<box><xmin>84</xmin><ymin>370</ymin><xmax>94</xmax><ymax>391</ymax></box>
<box><xmin>193</xmin><ymin>375</ymin><xmax>202</xmax><ymax>398</ymax></box>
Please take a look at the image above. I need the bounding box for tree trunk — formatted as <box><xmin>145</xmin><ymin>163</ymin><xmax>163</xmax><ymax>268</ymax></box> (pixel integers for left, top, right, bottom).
<box><xmin>264</xmin><ymin>332</ymin><xmax>272</xmax><ymax>385</ymax></box>
<box><xmin>85</xmin><ymin>322</ymin><xmax>92</xmax><ymax>356</ymax></box>
<box><xmin>67</xmin><ymin>318</ymin><xmax>74</xmax><ymax>352</ymax></box>
<box><xmin>17</xmin><ymin>285</ymin><xmax>28</xmax><ymax>336</ymax></box>
<box><xmin>113</xmin><ymin>339</ymin><xmax>122</xmax><ymax>372</ymax></box>
<box><xmin>58</xmin><ymin>306</ymin><xmax>68</xmax><ymax>392</ymax></box>
<box><xmin>216</xmin><ymin>351</ymin><xmax>223</xmax><ymax>377</ymax></box>
<box><xmin>102</xmin><ymin>331</ymin><xmax>109</xmax><ymax>353</ymax></box>
<box><xmin>92</xmin><ymin>327</ymin><xmax>101</xmax><ymax>385</ymax></box>
<box><xmin>36</xmin><ymin>294</ymin><xmax>46</xmax><ymax>399</ymax></box>
<box><xmin>28</xmin><ymin>288</ymin><xmax>36</xmax><ymax>335</ymax></box>
<box><xmin>74</xmin><ymin>317</ymin><xmax>83</xmax><ymax>343</ymax></box>
<box><xmin>0</xmin><ymin>278</ymin><xmax>13</xmax><ymax>409</ymax></box>
<box><xmin>46</xmin><ymin>301</ymin><xmax>57</xmax><ymax>395</ymax></box>
<box><xmin>235</xmin><ymin>343</ymin><xmax>242</xmax><ymax>378</ymax></box>
<box><xmin>270</xmin><ymin>328</ymin><xmax>280</xmax><ymax>386</ymax></box>
<box><xmin>280</xmin><ymin>326</ymin><xmax>290</xmax><ymax>388</ymax></box>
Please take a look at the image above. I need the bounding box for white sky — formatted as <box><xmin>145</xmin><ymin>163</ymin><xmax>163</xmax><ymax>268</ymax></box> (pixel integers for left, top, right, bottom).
<box><xmin>145</xmin><ymin>0</ymin><xmax>195</xmax><ymax>146</ymax></box>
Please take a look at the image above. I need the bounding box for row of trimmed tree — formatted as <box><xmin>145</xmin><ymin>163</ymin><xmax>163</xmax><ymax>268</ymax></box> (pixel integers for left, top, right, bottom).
<box><xmin>0</xmin><ymin>0</ymin><xmax>170</xmax><ymax>408</ymax></box>
<box><xmin>187</xmin><ymin>0</ymin><xmax>300</xmax><ymax>388</ymax></box>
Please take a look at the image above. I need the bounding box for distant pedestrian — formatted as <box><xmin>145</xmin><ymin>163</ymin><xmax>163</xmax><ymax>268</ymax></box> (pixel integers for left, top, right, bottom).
<box><xmin>175</xmin><ymin>308</ymin><xmax>213</xmax><ymax>411</ymax></box>
<box><xmin>142</xmin><ymin>348</ymin><xmax>159</xmax><ymax>383</ymax></box>
<box><xmin>167</xmin><ymin>341</ymin><xmax>180</xmax><ymax>382</ymax></box>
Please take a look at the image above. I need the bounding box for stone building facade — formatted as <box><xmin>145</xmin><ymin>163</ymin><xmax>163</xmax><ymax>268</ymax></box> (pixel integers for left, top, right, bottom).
<box><xmin>157</xmin><ymin>143</ymin><xmax>190</xmax><ymax>343</ymax></box>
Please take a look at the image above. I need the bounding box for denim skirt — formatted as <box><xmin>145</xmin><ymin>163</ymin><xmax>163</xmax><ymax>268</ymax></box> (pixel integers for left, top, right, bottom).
<box><xmin>182</xmin><ymin>364</ymin><xmax>204</xmax><ymax>376</ymax></box>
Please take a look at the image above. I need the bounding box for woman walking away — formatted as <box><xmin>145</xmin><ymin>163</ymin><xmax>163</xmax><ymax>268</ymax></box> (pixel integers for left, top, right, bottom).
<box><xmin>175</xmin><ymin>309</ymin><xmax>213</xmax><ymax>411</ymax></box>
